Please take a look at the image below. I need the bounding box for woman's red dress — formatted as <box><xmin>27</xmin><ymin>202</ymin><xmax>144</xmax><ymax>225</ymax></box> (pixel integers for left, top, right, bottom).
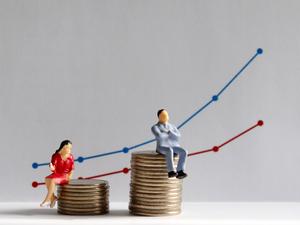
<box><xmin>45</xmin><ymin>153</ymin><xmax>74</xmax><ymax>185</ymax></box>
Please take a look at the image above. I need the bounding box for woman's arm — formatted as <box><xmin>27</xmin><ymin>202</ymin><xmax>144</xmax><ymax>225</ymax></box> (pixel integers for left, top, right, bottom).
<box><xmin>67</xmin><ymin>155</ymin><xmax>75</xmax><ymax>180</ymax></box>
<box><xmin>49</xmin><ymin>154</ymin><xmax>58</xmax><ymax>172</ymax></box>
<box><xmin>67</xmin><ymin>171</ymin><xmax>73</xmax><ymax>180</ymax></box>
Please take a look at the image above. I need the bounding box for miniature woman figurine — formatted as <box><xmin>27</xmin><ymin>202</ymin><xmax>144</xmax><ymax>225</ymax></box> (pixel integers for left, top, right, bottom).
<box><xmin>151</xmin><ymin>109</ymin><xmax>188</xmax><ymax>179</ymax></box>
<box><xmin>40</xmin><ymin>140</ymin><xmax>74</xmax><ymax>208</ymax></box>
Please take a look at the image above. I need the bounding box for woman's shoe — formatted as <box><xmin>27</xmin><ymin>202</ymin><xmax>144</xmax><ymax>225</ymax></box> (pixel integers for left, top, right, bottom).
<box><xmin>50</xmin><ymin>196</ymin><xmax>58</xmax><ymax>208</ymax></box>
<box><xmin>40</xmin><ymin>201</ymin><xmax>51</xmax><ymax>207</ymax></box>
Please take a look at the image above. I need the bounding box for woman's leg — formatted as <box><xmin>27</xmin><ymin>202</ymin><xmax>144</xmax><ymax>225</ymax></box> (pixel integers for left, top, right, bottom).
<box><xmin>40</xmin><ymin>178</ymin><xmax>56</xmax><ymax>205</ymax></box>
<box><xmin>50</xmin><ymin>189</ymin><xmax>58</xmax><ymax>208</ymax></box>
<box><xmin>40</xmin><ymin>178</ymin><xmax>50</xmax><ymax>205</ymax></box>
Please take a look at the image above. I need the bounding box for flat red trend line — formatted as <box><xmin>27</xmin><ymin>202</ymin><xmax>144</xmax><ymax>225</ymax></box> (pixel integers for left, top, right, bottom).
<box><xmin>32</xmin><ymin>120</ymin><xmax>263</xmax><ymax>188</ymax></box>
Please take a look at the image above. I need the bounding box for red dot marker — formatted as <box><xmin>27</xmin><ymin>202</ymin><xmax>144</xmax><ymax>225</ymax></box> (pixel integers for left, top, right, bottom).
<box><xmin>123</xmin><ymin>167</ymin><xmax>129</xmax><ymax>174</ymax></box>
<box><xmin>212</xmin><ymin>146</ymin><xmax>219</xmax><ymax>152</ymax></box>
<box><xmin>257</xmin><ymin>120</ymin><xmax>264</xmax><ymax>126</ymax></box>
<box><xmin>32</xmin><ymin>181</ymin><xmax>38</xmax><ymax>188</ymax></box>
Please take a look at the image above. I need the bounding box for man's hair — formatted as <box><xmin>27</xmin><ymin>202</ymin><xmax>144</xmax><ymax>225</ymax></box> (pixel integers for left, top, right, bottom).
<box><xmin>157</xmin><ymin>109</ymin><xmax>166</xmax><ymax>118</ymax></box>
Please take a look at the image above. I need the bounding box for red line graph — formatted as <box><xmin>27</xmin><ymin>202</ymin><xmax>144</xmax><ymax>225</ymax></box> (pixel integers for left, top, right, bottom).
<box><xmin>32</xmin><ymin>120</ymin><xmax>263</xmax><ymax>188</ymax></box>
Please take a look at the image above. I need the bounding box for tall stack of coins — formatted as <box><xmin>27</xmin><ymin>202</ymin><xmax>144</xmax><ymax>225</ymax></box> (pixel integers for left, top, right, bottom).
<box><xmin>57</xmin><ymin>179</ymin><xmax>109</xmax><ymax>215</ymax></box>
<box><xmin>129</xmin><ymin>150</ymin><xmax>183</xmax><ymax>216</ymax></box>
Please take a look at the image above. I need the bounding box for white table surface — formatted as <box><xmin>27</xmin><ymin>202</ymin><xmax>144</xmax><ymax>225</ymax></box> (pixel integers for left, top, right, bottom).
<box><xmin>0</xmin><ymin>202</ymin><xmax>299</xmax><ymax>225</ymax></box>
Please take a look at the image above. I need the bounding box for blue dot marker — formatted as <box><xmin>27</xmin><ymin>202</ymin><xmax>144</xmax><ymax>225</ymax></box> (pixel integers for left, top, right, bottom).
<box><xmin>32</xmin><ymin>162</ymin><xmax>38</xmax><ymax>169</ymax></box>
<box><xmin>257</xmin><ymin>48</ymin><xmax>263</xmax><ymax>54</ymax></box>
<box><xmin>77</xmin><ymin>156</ymin><xmax>84</xmax><ymax>163</ymax></box>
<box><xmin>212</xmin><ymin>95</ymin><xmax>219</xmax><ymax>101</ymax></box>
<box><xmin>123</xmin><ymin>147</ymin><xmax>129</xmax><ymax>153</ymax></box>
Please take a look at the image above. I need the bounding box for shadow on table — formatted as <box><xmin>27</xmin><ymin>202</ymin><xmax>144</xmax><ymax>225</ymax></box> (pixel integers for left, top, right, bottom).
<box><xmin>0</xmin><ymin>208</ymin><xmax>131</xmax><ymax>218</ymax></box>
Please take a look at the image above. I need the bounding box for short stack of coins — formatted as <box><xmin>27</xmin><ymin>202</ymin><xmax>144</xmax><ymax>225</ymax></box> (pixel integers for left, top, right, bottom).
<box><xmin>129</xmin><ymin>150</ymin><xmax>183</xmax><ymax>216</ymax></box>
<box><xmin>57</xmin><ymin>179</ymin><xmax>109</xmax><ymax>215</ymax></box>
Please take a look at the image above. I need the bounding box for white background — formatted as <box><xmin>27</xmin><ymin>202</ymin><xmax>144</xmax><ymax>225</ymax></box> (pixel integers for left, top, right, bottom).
<box><xmin>0</xmin><ymin>0</ymin><xmax>299</xmax><ymax>202</ymax></box>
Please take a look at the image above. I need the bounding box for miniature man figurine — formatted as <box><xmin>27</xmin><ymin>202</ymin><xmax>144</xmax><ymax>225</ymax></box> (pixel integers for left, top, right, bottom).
<box><xmin>151</xmin><ymin>109</ymin><xmax>188</xmax><ymax>179</ymax></box>
<box><xmin>40</xmin><ymin>140</ymin><xmax>74</xmax><ymax>208</ymax></box>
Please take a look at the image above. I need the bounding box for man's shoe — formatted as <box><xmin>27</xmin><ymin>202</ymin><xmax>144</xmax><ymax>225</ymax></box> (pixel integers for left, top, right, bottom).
<box><xmin>176</xmin><ymin>170</ymin><xmax>188</xmax><ymax>179</ymax></box>
<box><xmin>168</xmin><ymin>171</ymin><xmax>177</xmax><ymax>178</ymax></box>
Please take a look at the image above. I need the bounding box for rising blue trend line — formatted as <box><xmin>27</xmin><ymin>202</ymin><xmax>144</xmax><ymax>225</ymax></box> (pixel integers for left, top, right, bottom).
<box><xmin>177</xmin><ymin>48</ymin><xmax>263</xmax><ymax>129</ymax></box>
<box><xmin>32</xmin><ymin>48</ymin><xmax>263</xmax><ymax>169</ymax></box>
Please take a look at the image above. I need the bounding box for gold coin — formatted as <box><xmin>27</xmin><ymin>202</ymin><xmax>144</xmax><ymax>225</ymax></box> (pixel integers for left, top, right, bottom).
<box><xmin>130</xmin><ymin>164</ymin><xmax>169</xmax><ymax>169</ymax></box>
<box><xmin>130</xmin><ymin>177</ymin><xmax>180</xmax><ymax>183</ymax></box>
<box><xmin>58</xmin><ymin>202</ymin><xmax>108</xmax><ymax>209</ymax></box>
<box><xmin>131</xmin><ymin>159</ymin><xmax>178</xmax><ymax>164</ymax></box>
<box><xmin>130</xmin><ymin>182</ymin><xmax>180</xmax><ymax>188</ymax></box>
<box><xmin>130</xmin><ymin>193</ymin><xmax>181</xmax><ymax>199</ymax></box>
<box><xmin>130</xmin><ymin>167</ymin><xmax>169</xmax><ymax>173</ymax></box>
<box><xmin>58</xmin><ymin>194</ymin><xmax>109</xmax><ymax>201</ymax></box>
<box><xmin>129</xmin><ymin>203</ymin><xmax>181</xmax><ymax>211</ymax></box>
<box><xmin>58</xmin><ymin>208</ymin><xmax>109</xmax><ymax>215</ymax></box>
<box><xmin>57</xmin><ymin>179</ymin><xmax>110</xmax><ymax>216</ymax></box>
<box><xmin>131</xmin><ymin>176</ymin><xmax>180</xmax><ymax>183</ymax></box>
<box><xmin>130</xmin><ymin>188</ymin><xmax>181</xmax><ymax>195</ymax></box>
<box><xmin>130</xmin><ymin>170</ymin><xmax>170</xmax><ymax>176</ymax></box>
<box><xmin>131</xmin><ymin>158</ymin><xmax>179</xmax><ymax>164</ymax></box>
<box><xmin>129</xmin><ymin>151</ymin><xmax>182</xmax><ymax>216</ymax></box>
<box><xmin>130</xmin><ymin>187</ymin><xmax>181</xmax><ymax>194</ymax></box>
<box><xmin>58</xmin><ymin>198</ymin><xmax>108</xmax><ymax>205</ymax></box>
<box><xmin>58</xmin><ymin>201</ymin><xmax>108</xmax><ymax>208</ymax></box>
<box><xmin>130</xmin><ymin>171</ymin><xmax>169</xmax><ymax>178</ymax></box>
<box><xmin>129</xmin><ymin>207</ymin><xmax>180</xmax><ymax>214</ymax></box>
<box><xmin>66</xmin><ymin>179</ymin><xmax>109</xmax><ymax>185</ymax></box>
<box><xmin>129</xmin><ymin>208</ymin><xmax>180</xmax><ymax>216</ymax></box>
<box><xmin>132</xmin><ymin>158</ymin><xmax>178</xmax><ymax>162</ymax></box>
<box><xmin>58</xmin><ymin>185</ymin><xmax>108</xmax><ymax>190</ymax></box>
<box><xmin>58</xmin><ymin>179</ymin><xmax>109</xmax><ymax>189</ymax></box>
<box><xmin>130</xmin><ymin>197</ymin><xmax>181</xmax><ymax>204</ymax></box>
<box><xmin>129</xmin><ymin>202</ymin><xmax>181</xmax><ymax>208</ymax></box>
<box><xmin>58</xmin><ymin>201</ymin><xmax>108</xmax><ymax>207</ymax></box>
<box><xmin>58</xmin><ymin>191</ymin><xmax>108</xmax><ymax>197</ymax></box>
<box><xmin>131</xmin><ymin>157</ymin><xmax>178</xmax><ymax>161</ymax></box>
<box><xmin>58</xmin><ymin>205</ymin><xmax>108</xmax><ymax>212</ymax></box>
<box><xmin>132</xmin><ymin>150</ymin><xmax>179</xmax><ymax>158</ymax></box>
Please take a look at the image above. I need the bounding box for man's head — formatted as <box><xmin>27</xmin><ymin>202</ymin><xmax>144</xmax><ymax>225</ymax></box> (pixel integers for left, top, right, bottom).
<box><xmin>157</xmin><ymin>109</ymin><xmax>169</xmax><ymax>124</ymax></box>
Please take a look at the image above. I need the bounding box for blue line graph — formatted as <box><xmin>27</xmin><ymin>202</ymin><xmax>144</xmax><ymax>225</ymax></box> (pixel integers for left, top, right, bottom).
<box><xmin>32</xmin><ymin>48</ymin><xmax>263</xmax><ymax>169</ymax></box>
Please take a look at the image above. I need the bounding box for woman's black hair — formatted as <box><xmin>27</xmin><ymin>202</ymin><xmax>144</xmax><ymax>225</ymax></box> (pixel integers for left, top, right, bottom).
<box><xmin>55</xmin><ymin>140</ymin><xmax>72</xmax><ymax>154</ymax></box>
<box><xmin>157</xmin><ymin>109</ymin><xmax>166</xmax><ymax>118</ymax></box>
